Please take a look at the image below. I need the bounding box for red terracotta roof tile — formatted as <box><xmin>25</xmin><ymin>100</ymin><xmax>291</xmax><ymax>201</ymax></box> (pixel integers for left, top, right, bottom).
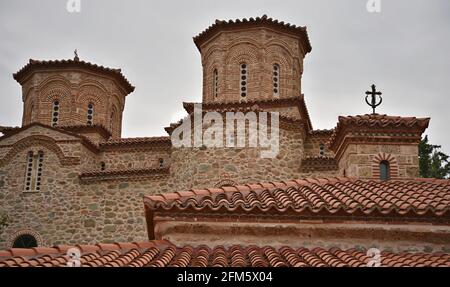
<box><xmin>144</xmin><ymin>177</ymin><xmax>450</xmax><ymax>218</ymax></box>
<box><xmin>180</xmin><ymin>95</ymin><xmax>313</xmax><ymax>132</ymax></box>
<box><xmin>100</xmin><ymin>136</ymin><xmax>171</xmax><ymax>149</ymax></box>
<box><xmin>14</xmin><ymin>58</ymin><xmax>134</xmax><ymax>93</ymax></box>
<box><xmin>7</xmin><ymin>241</ymin><xmax>450</xmax><ymax>267</ymax></box>
<box><xmin>300</xmin><ymin>156</ymin><xmax>338</xmax><ymax>172</ymax></box>
<box><xmin>0</xmin><ymin>122</ymin><xmax>99</xmax><ymax>153</ymax></box>
<box><xmin>193</xmin><ymin>15</ymin><xmax>312</xmax><ymax>54</ymax></box>
<box><xmin>329</xmin><ymin>114</ymin><xmax>430</xmax><ymax>151</ymax></box>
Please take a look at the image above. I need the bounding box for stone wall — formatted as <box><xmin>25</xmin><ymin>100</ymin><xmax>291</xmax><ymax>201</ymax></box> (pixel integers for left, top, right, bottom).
<box><xmin>100</xmin><ymin>149</ymin><xmax>171</xmax><ymax>170</ymax></box>
<box><xmin>303</xmin><ymin>132</ymin><xmax>333</xmax><ymax>157</ymax></box>
<box><xmin>0</xmin><ymin>126</ymin><xmax>171</xmax><ymax>248</ymax></box>
<box><xmin>338</xmin><ymin>143</ymin><xmax>419</xmax><ymax>179</ymax></box>
<box><xmin>169</xmin><ymin>125</ymin><xmax>306</xmax><ymax>190</ymax></box>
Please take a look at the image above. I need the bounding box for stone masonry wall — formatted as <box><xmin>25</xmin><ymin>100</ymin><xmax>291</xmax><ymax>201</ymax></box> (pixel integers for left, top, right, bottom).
<box><xmin>169</xmin><ymin>125</ymin><xmax>306</xmax><ymax>190</ymax></box>
<box><xmin>100</xmin><ymin>149</ymin><xmax>171</xmax><ymax>170</ymax></box>
<box><xmin>0</xmin><ymin>126</ymin><xmax>171</xmax><ymax>248</ymax></box>
<box><xmin>338</xmin><ymin>143</ymin><xmax>419</xmax><ymax>179</ymax></box>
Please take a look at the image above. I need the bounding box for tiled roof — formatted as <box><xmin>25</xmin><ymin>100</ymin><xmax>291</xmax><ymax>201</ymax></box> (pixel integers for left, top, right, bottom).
<box><xmin>144</xmin><ymin>177</ymin><xmax>450</xmax><ymax>218</ymax></box>
<box><xmin>337</xmin><ymin>114</ymin><xmax>430</xmax><ymax>128</ymax></box>
<box><xmin>0</xmin><ymin>122</ymin><xmax>99</xmax><ymax>153</ymax></box>
<box><xmin>13</xmin><ymin>58</ymin><xmax>135</xmax><ymax>94</ymax></box>
<box><xmin>329</xmin><ymin>114</ymin><xmax>430</xmax><ymax>151</ymax></box>
<box><xmin>165</xmin><ymin>113</ymin><xmax>305</xmax><ymax>136</ymax></box>
<box><xmin>308</xmin><ymin>129</ymin><xmax>333</xmax><ymax>136</ymax></box>
<box><xmin>194</xmin><ymin>15</ymin><xmax>312</xmax><ymax>54</ymax></box>
<box><xmin>100</xmin><ymin>136</ymin><xmax>171</xmax><ymax>149</ymax></box>
<box><xmin>300</xmin><ymin>156</ymin><xmax>338</xmax><ymax>172</ymax></box>
<box><xmin>0</xmin><ymin>126</ymin><xmax>17</xmax><ymax>133</ymax></box>
<box><xmin>181</xmin><ymin>95</ymin><xmax>313</xmax><ymax>132</ymax></box>
<box><xmin>58</xmin><ymin>124</ymin><xmax>112</xmax><ymax>139</ymax></box>
<box><xmin>1</xmin><ymin>240</ymin><xmax>448</xmax><ymax>267</ymax></box>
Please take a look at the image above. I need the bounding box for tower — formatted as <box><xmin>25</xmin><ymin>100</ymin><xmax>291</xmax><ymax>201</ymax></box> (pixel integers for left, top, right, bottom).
<box><xmin>194</xmin><ymin>15</ymin><xmax>312</xmax><ymax>103</ymax></box>
<box><xmin>13</xmin><ymin>54</ymin><xmax>134</xmax><ymax>140</ymax></box>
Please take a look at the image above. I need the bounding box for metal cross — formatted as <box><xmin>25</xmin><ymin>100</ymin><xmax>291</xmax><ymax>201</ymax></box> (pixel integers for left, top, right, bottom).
<box><xmin>74</xmin><ymin>49</ymin><xmax>79</xmax><ymax>61</ymax></box>
<box><xmin>365</xmin><ymin>84</ymin><xmax>382</xmax><ymax>114</ymax></box>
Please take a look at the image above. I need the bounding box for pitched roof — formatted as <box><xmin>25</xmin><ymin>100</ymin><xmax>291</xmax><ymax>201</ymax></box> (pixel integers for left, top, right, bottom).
<box><xmin>300</xmin><ymin>156</ymin><xmax>338</xmax><ymax>172</ymax></box>
<box><xmin>144</xmin><ymin>177</ymin><xmax>450</xmax><ymax>219</ymax></box>
<box><xmin>180</xmin><ymin>95</ymin><xmax>313</xmax><ymax>132</ymax></box>
<box><xmin>329</xmin><ymin>114</ymin><xmax>430</xmax><ymax>151</ymax></box>
<box><xmin>1</xmin><ymin>240</ymin><xmax>448</xmax><ymax>267</ymax></box>
<box><xmin>0</xmin><ymin>122</ymin><xmax>100</xmax><ymax>153</ymax></box>
<box><xmin>100</xmin><ymin>136</ymin><xmax>171</xmax><ymax>150</ymax></box>
<box><xmin>13</xmin><ymin>58</ymin><xmax>135</xmax><ymax>94</ymax></box>
<box><xmin>58</xmin><ymin>124</ymin><xmax>112</xmax><ymax>139</ymax></box>
<box><xmin>194</xmin><ymin>15</ymin><xmax>312</xmax><ymax>54</ymax></box>
<box><xmin>308</xmin><ymin>129</ymin><xmax>334</xmax><ymax>136</ymax></box>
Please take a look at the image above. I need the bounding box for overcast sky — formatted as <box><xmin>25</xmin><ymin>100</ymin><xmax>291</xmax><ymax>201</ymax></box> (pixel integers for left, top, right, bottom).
<box><xmin>0</xmin><ymin>0</ymin><xmax>449</xmax><ymax>154</ymax></box>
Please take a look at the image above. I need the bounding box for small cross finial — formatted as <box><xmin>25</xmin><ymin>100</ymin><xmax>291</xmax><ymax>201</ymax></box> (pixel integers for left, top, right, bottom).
<box><xmin>74</xmin><ymin>49</ymin><xmax>79</xmax><ymax>61</ymax></box>
<box><xmin>365</xmin><ymin>84</ymin><xmax>383</xmax><ymax>114</ymax></box>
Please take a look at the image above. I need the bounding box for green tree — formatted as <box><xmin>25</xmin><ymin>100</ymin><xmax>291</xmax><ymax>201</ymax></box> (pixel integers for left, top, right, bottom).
<box><xmin>419</xmin><ymin>136</ymin><xmax>450</xmax><ymax>179</ymax></box>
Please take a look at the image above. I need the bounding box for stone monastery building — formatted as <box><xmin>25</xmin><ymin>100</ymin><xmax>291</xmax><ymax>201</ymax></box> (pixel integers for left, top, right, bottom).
<box><xmin>0</xmin><ymin>16</ymin><xmax>449</xmax><ymax>267</ymax></box>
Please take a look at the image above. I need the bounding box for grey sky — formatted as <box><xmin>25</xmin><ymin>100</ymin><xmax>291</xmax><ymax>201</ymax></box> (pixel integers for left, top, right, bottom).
<box><xmin>0</xmin><ymin>0</ymin><xmax>449</xmax><ymax>155</ymax></box>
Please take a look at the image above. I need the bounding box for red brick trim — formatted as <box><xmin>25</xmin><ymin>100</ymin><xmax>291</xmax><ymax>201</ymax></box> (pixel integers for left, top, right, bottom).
<box><xmin>371</xmin><ymin>153</ymin><xmax>399</xmax><ymax>180</ymax></box>
<box><xmin>14</xmin><ymin>58</ymin><xmax>134</xmax><ymax>94</ymax></box>
<box><xmin>79</xmin><ymin>167</ymin><xmax>170</xmax><ymax>182</ymax></box>
<box><xmin>0</xmin><ymin>135</ymin><xmax>80</xmax><ymax>167</ymax></box>
<box><xmin>214</xmin><ymin>179</ymin><xmax>238</xmax><ymax>188</ymax></box>
<box><xmin>8</xmin><ymin>229</ymin><xmax>43</xmax><ymax>248</ymax></box>
<box><xmin>193</xmin><ymin>15</ymin><xmax>312</xmax><ymax>54</ymax></box>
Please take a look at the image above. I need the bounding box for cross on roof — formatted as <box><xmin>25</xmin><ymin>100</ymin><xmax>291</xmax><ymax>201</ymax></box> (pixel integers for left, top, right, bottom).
<box><xmin>365</xmin><ymin>84</ymin><xmax>383</xmax><ymax>114</ymax></box>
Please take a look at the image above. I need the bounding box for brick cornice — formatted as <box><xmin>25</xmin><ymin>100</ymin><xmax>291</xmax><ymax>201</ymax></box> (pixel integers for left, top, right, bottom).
<box><xmin>0</xmin><ymin>135</ymin><xmax>81</xmax><ymax>167</ymax></box>
<box><xmin>99</xmin><ymin>137</ymin><xmax>172</xmax><ymax>151</ymax></box>
<box><xmin>193</xmin><ymin>15</ymin><xmax>312</xmax><ymax>54</ymax></box>
<box><xmin>300</xmin><ymin>156</ymin><xmax>338</xmax><ymax>172</ymax></box>
<box><xmin>79</xmin><ymin>167</ymin><xmax>170</xmax><ymax>183</ymax></box>
<box><xmin>332</xmin><ymin>133</ymin><xmax>422</xmax><ymax>162</ymax></box>
<box><xmin>329</xmin><ymin>114</ymin><xmax>430</xmax><ymax>154</ymax></box>
<box><xmin>182</xmin><ymin>94</ymin><xmax>312</xmax><ymax>131</ymax></box>
<box><xmin>0</xmin><ymin>122</ymin><xmax>100</xmax><ymax>153</ymax></box>
<box><xmin>14</xmin><ymin>58</ymin><xmax>134</xmax><ymax>94</ymax></box>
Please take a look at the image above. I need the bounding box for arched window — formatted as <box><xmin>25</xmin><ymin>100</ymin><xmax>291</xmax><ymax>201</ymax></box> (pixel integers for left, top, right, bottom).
<box><xmin>159</xmin><ymin>158</ymin><xmax>164</xmax><ymax>168</ymax></box>
<box><xmin>213</xmin><ymin>69</ymin><xmax>218</xmax><ymax>98</ymax></box>
<box><xmin>240</xmin><ymin>63</ymin><xmax>248</xmax><ymax>97</ymax></box>
<box><xmin>380</xmin><ymin>160</ymin><xmax>390</xmax><ymax>181</ymax></box>
<box><xmin>12</xmin><ymin>234</ymin><xmax>38</xmax><ymax>249</ymax></box>
<box><xmin>24</xmin><ymin>151</ymin><xmax>44</xmax><ymax>192</ymax></box>
<box><xmin>110</xmin><ymin>110</ymin><xmax>116</xmax><ymax>133</ymax></box>
<box><xmin>87</xmin><ymin>103</ymin><xmax>94</xmax><ymax>125</ymax></box>
<box><xmin>319</xmin><ymin>143</ymin><xmax>325</xmax><ymax>156</ymax></box>
<box><xmin>52</xmin><ymin>100</ymin><xmax>60</xmax><ymax>127</ymax></box>
<box><xmin>100</xmin><ymin>162</ymin><xmax>106</xmax><ymax>171</ymax></box>
<box><xmin>30</xmin><ymin>103</ymin><xmax>35</xmax><ymax>123</ymax></box>
<box><xmin>273</xmin><ymin>64</ymin><xmax>280</xmax><ymax>96</ymax></box>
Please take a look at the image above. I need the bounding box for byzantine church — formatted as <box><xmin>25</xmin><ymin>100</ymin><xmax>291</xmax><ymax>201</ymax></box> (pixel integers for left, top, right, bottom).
<box><xmin>0</xmin><ymin>16</ymin><xmax>449</xmax><ymax>267</ymax></box>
